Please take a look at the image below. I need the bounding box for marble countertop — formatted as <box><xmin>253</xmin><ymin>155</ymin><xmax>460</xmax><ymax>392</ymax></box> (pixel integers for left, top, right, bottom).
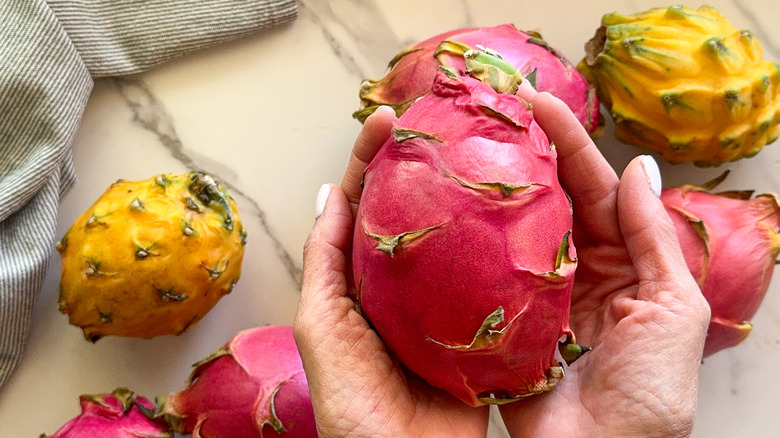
<box><xmin>2</xmin><ymin>1</ymin><xmax>779</xmax><ymax>436</ymax></box>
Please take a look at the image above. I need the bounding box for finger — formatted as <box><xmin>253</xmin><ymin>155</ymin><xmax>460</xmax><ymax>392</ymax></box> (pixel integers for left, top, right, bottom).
<box><xmin>298</xmin><ymin>184</ymin><xmax>354</xmax><ymax>316</ymax></box>
<box><xmin>341</xmin><ymin>105</ymin><xmax>396</xmax><ymax>216</ymax></box>
<box><xmin>528</xmin><ymin>92</ymin><xmax>622</xmax><ymax>244</ymax></box>
<box><xmin>617</xmin><ymin>155</ymin><xmax>704</xmax><ymax>304</ymax></box>
<box><xmin>515</xmin><ymin>76</ymin><xmax>538</xmax><ymax>101</ymax></box>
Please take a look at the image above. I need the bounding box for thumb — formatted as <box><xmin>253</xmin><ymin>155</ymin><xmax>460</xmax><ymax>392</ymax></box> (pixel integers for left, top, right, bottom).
<box><xmin>298</xmin><ymin>184</ymin><xmax>354</xmax><ymax>319</ymax></box>
<box><xmin>617</xmin><ymin>155</ymin><xmax>701</xmax><ymax>300</ymax></box>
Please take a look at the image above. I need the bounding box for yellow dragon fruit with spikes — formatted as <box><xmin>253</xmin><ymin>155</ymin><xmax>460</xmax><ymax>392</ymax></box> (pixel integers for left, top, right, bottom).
<box><xmin>579</xmin><ymin>5</ymin><xmax>780</xmax><ymax>166</ymax></box>
<box><xmin>57</xmin><ymin>172</ymin><xmax>246</xmax><ymax>341</ymax></box>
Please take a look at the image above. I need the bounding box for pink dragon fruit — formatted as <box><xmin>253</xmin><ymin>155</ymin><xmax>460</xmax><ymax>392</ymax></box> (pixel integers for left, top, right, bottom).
<box><xmin>353</xmin><ymin>23</ymin><xmax>602</xmax><ymax>136</ymax></box>
<box><xmin>352</xmin><ymin>56</ymin><xmax>584</xmax><ymax>406</ymax></box>
<box><xmin>41</xmin><ymin>387</ymin><xmax>171</xmax><ymax>438</ymax></box>
<box><xmin>661</xmin><ymin>172</ymin><xmax>780</xmax><ymax>357</ymax></box>
<box><xmin>158</xmin><ymin>325</ymin><xmax>316</xmax><ymax>437</ymax></box>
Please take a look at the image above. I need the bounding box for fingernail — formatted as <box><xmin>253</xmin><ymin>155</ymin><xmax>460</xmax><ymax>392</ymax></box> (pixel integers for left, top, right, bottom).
<box><xmin>640</xmin><ymin>155</ymin><xmax>662</xmax><ymax>197</ymax></box>
<box><xmin>375</xmin><ymin>105</ymin><xmax>396</xmax><ymax>116</ymax></box>
<box><xmin>315</xmin><ymin>184</ymin><xmax>331</xmax><ymax>218</ymax></box>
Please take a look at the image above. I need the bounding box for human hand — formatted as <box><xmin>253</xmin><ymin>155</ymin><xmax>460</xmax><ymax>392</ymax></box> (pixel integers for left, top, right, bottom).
<box><xmin>497</xmin><ymin>88</ymin><xmax>711</xmax><ymax>437</ymax></box>
<box><xmin>293</xmin><ymin>107</ymin><xmax>490</xmax><ymax>438</ymax></box>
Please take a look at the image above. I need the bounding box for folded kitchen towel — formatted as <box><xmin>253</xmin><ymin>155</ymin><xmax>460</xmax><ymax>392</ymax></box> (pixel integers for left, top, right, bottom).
<box><xmin>0</xmin><ymin>0</ymin><xmax>297</xmax><ymax>392</ymax></box>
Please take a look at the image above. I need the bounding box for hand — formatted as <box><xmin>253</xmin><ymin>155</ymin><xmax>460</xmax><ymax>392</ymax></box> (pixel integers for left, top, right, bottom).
<box><xmin>293</xmin><ymin>107</ymin><xmax>490</xmax><ymax>438</ymax></box>
<box><xmin>497</xmin><ymin>89</ymin><xmax>711</xmax><ymax>437</ymax></box>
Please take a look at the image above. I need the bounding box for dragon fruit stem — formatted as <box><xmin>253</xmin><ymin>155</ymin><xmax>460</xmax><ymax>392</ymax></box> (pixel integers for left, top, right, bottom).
<box><xmin>438</xmin><ymin>40</ymin><xmax>527</xmax><ymax>95</ymax></box>
<box><xmin>188</xmin><ymin>172</ymin><xmax>234</xmax><ymax>231</ymax></box>
<box><xmin>462</xmin><ymin>46</ymin><xmax>524</xmax><ymax>94</ymax></box>
<box><xmin>558</xmin><ymin>332</ymin><xmax>590</xmax><ymax>366</ymax></box>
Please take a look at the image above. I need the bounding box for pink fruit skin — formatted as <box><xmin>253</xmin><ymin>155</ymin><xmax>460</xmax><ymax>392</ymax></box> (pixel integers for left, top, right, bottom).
<box><xmin>353</xmin><ymin>70</ymin><xmax>577</xmax><ymax>407</ymax></box>
<box><xmin>42</xmin><ymin>388</ymin><xmax>171</xmax><ymax>438</ymax></box>
<box><xmin>662</xmin><ymin>186</ymin><xmax>780</xmax><ymax>357</ymax></box>
<box><xmin>357</xmin><ymin>23</ymin><xmax>602</xmax><ymax>135</ymax></box>
<box><xmin>161</xmin><ymin>325</ymin><xmax>316</xmax><ymax>438</ymax></box>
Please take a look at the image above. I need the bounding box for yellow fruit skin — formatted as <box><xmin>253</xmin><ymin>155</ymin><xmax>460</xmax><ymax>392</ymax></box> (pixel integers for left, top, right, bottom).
<box><xmin>57</xmin><ymin>172</ymin><xmax>246</xmax><ymax>341</ymax></box>
<box><xmin>579</xmin><ymin>5</ymin><xmax>780</xmax><ymax>166</ymax></box>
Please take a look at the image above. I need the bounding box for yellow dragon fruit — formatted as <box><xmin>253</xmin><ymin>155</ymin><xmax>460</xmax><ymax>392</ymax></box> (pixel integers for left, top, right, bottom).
<box><xmin>579</xmin><ymin>5</ymin><xmax>780</xmax><ymax>166</ymax></box>
<box><xmin>57</xmin><ymin>171</ymin><xmax>246</xmax><ymax>341</ymax></box>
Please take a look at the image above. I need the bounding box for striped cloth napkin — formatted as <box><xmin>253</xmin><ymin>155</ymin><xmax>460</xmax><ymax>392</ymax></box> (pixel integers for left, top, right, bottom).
<box><xmin>0</xmin><ymin>0</ymin><xmax>297</xmax><ymax>392</ymax></box>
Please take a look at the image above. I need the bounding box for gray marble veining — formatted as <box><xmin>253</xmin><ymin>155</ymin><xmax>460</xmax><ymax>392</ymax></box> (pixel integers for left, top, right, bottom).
<box><xmin>112</xmin><ymin>76</ymin><xmax>304</xmax><ymax>287</ymax></box>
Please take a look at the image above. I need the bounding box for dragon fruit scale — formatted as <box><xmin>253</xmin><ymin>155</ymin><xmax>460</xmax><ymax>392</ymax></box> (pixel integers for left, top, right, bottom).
<box><xmin>158</xmin><ymin>325</ymin><xmax>316</xmax><ymax>437</ymax></box>
<box><xmin>661</xmin><ymin>173</ymin><xmax>780</xmax><ymax>357</ymax></box>
<box><xmin>353</xmin><ymin>58</ymin><xmax>585</xmax><ymax>407</ymax></box>
<box><xmin>354</xmin><ymin>23</ymin><xmax>603</xmax><ymax>136</ymax></box>
<box><xmin>579</xmin><ymin>5</ymin><xmax>780</xmax><ymax>166</ymax></box>
<box><xmin>57</xmin><ymin>171</ymin><xmax>246</xmax><ymax>341</ymax></box>
<box><xmin>40</xmin><ymin>387</ymin><xmax>172</xmax><ymax>438</ymax></box>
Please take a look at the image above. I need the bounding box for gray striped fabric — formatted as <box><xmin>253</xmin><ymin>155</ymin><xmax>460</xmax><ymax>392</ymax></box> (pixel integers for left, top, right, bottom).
<box><xmin>49</xmin><ymin>0</ymin><xmax>299</xmax><ymax>77</ymax></box>
<box><xmin>0</xmin><ymin>0</ymin><xmax>296</xmax><ymax>392</ymax></box>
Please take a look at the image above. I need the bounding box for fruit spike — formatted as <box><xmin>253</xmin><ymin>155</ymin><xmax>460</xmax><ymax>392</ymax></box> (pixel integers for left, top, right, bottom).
<box><xmin>427</xmin><ymin>306</ymin><xmax>522</xmax><ymax>351</ymax></box>
<box><xmin>363</xmin><ymin>223</ymin><xmax>441</xmax><ymax>257</ymax></box>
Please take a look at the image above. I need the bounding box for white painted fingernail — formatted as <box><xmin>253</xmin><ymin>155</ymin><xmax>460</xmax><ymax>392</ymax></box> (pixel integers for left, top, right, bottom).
<box><xmin>375</xmin><ymin>105</ymin><xmax>396</xmax><ymax>116</ymax></box>
<box><xmin>640</xmin><ymin>155</ymin><xmax>662</xmax><ymax>197</ymax></box>
<box><xmin>315</xmin><ymin>184</ymin><xmax>331</xmax><ymax>218</ymax></box>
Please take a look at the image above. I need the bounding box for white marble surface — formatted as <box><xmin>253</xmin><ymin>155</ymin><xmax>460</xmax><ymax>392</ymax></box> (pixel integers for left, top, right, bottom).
<box><xmin>2</xmin><ymin>1</ymin><xmax>780</xmax><ymax>436</ymax></box>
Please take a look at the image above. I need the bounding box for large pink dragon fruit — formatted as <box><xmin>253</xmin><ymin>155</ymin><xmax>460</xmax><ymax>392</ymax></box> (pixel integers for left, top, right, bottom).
<box><xmin>354</xmin><ymin>23</ymin><xmax>602</xmax><ymax>136</ymax></box>
<box><xmin>661</xmin><ymin>173</ymin><xmax>780</xmax><ymax>357</ymax></box>
<box><xmin>352</xmin><ymin>59</ymin><xmax>584</xmax><ymax>406</ymax></box>
<box><xmin>41</xmin><ymin>387</ymin><xmax>171</xmax><ymax>438</ymax></box>
<box><xmin>158</xmin><ymin>325</ymin><xmax>316</xmax><ymax>437</ymax></box>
